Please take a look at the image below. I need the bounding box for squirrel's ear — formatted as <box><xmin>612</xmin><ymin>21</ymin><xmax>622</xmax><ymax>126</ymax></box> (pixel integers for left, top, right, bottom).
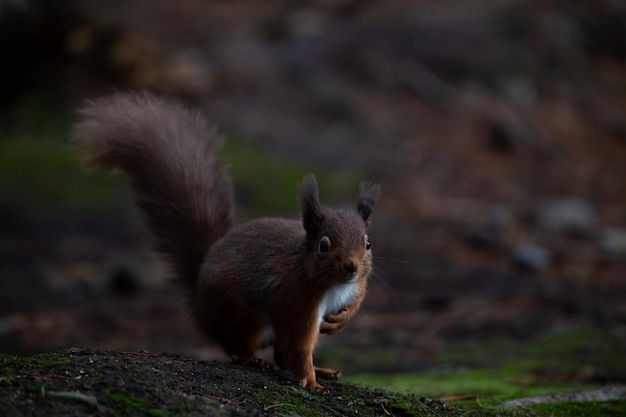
<box><xmin>299</xmin><ymin>174</ymin><xmax>323</xmax><ymax>234</ymax></box>
<box><xmin>357</xmin><ymin>182</ymin><xmax>381</xmax><ymax>224</ymax></box>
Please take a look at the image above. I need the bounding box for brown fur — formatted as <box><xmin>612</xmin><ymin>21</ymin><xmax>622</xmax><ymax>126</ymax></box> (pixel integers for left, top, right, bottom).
<box><xmin>72</xmin><ymin>92</ymin><xmax>381</xmax><ymax>393</ymax></box>
<box><xmin>72</xmin><ymin>92</ymin><xmax>232</xmax><ymax>292</ymax></box>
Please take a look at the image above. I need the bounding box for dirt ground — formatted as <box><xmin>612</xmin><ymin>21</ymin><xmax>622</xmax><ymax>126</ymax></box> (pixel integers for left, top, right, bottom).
<box><xmin>4</xmin><ymin>348</ymin><xmax>623</xmax><ymax>417</ymax></box>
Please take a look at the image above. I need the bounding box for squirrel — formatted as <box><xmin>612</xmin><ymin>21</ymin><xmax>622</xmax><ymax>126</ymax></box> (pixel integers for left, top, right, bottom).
<box><xmin>72</xmin><ymin>92</ymin><xmax>381</xmax><ymax>394</ymax></box>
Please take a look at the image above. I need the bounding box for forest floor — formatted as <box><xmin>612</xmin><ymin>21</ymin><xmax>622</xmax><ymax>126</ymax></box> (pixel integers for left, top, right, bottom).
<box><xmin>2</xmin><ymin>1</ymin><xmax>626</xmax><ymax>415</ymax></box>
<box><xmin>2</xmin><ymin>348</ymin><xmax>625</xmax><ymax>417</ymax></box>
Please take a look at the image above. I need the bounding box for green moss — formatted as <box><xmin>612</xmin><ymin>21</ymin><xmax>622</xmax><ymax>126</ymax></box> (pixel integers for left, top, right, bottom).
<box><xmin>222</xmin><ymin>138</ymin><xmax>368</xmax><ymax>217</ymax></box>
<box><xmin>9</xmin><ymin>348</ymin><xmax>624</xmax><ymax>417</ymax></box>
<box><xmin>103</xmin><ymin>392</ymin><xmax>165</xmax><ymax>416</ymax></box>
<box><xmin>340</xmin><ymin>327</ymin><xmax>625</xmax><ymax>417</ymax></box>
<box><xmin>347</xmin><ymin>368</ymin><xmax>594</xmax><ymax>406</ymax></box>
<box><xmin>222</xmin><ymin>139</ymin><xmax>307</xmax><ymax>216</ymax></box>
<box><xmin>0</xmin><ymin>136</ymin><xmax>132</xmax><ymax>212</ymax></box>
<box><xmin>0</xmin><ymin>91</ymin><xmax>367</xmax><ymax>218</ymax></box>
<box><xmin>0</xmin><ymin>135</ymin><xmax>366</xmax><ymax>216</ymax></box>
<box><xmin>0</xmin><ymin>91</ymin><xmax>129</xmax><ymax>213</ymax></box>
<box><xmin>2</xmin><ymin>353</ymin><xmax>73</xmax><ymax>373</ymax></box>
<box><xmin>529</xmin><ymin>400</ymin><xmax>626</xmax><ymax>416</ymax></box>
<box><xmin>342</xmin><ymin>327</ymin><xmax>624</xmax><ymax>402</ymax></box>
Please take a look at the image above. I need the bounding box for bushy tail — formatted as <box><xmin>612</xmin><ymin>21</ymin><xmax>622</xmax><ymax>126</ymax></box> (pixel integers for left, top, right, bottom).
<box><xmin>72</xmin><ymin>92</ymin><xmax>232</xmax><ymax>291</ymax></box>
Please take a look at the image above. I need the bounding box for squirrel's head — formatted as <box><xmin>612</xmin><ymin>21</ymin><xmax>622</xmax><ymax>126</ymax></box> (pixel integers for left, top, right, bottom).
<box><xmin>299</xmin><ymin>174</ymin><xmax>381</xmax><ymax>286</ymax></box>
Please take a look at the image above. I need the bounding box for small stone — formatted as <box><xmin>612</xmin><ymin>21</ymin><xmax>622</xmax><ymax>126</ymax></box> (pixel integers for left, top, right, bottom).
<box><xmin>535</xmin><ymin>198</ymin><xmax>596</xmax><ymax>237</ymax></box>
<box><xmin>485</xmin><ymin>113</ymin><xmax>540</xmax><ymax>154</ymax></box>
<box><xmin>598</xmin><ymin>228</ymin><xmax>626</xmax><ymax>257</ymax></box>
<box><xmin>512</xmin><ymin>242</ymin><xmax>551</xmax><ymax>272</ymax></box>
<box><xmin>465</xmin><ymin>205</ymin><xmax>512</xmax><ymax>249</ymax></box>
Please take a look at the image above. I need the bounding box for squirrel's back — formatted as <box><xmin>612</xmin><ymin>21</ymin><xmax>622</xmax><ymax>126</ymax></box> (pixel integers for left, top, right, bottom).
<box><xmin>72</xmin><ymin>92</ymin><xmax>233</xmax><ymax>290</ymax></box>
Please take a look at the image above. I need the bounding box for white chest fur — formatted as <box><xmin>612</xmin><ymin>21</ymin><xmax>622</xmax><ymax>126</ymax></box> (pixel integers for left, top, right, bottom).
<box><xmin>257</xmin><ymin>282</ymin><xmax>360</xmax><ymax>347</ymax></box>
<box><xmin>317</xmin><ymin>282</ymin><xmax>360</xmax><ymax>329</ymax></box>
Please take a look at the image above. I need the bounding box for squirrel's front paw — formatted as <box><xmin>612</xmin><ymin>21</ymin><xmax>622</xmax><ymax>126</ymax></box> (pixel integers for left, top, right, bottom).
<box><xmin>320</xmin><ymin>309</ymin><xmax>350</xmax><ymax>335</ymax></box>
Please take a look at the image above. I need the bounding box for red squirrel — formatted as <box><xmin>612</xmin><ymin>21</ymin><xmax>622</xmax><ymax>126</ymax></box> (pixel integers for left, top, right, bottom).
<box><xmin>72</xmin><ymin>92</ymin><xmax>381</xmax><ymax>393</ymax></box>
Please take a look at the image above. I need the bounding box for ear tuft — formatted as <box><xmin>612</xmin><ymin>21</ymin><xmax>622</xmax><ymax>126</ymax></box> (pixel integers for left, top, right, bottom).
<box><xmin>357</xmin><ymin>182</ymin><xmax>381</xmax><ymax>223</ymax></box>
<box><xmin>299</xmin><ymin>174</ymin><xmax>323</xmax><ymax>234</ymax></box>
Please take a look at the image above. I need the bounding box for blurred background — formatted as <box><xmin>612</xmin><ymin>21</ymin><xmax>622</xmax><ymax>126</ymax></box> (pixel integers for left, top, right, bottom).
<box><xmin>1</xmin><ymin>0</ymin><xmax>625</xmax><ymax>399</ymax></box>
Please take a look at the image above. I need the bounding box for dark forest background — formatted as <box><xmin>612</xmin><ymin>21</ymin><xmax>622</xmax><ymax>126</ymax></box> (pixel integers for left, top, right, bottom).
<box><xmin>1</xmin><ymin>0</ymin><xmax>625</xmax><ymax>398</ymax></box>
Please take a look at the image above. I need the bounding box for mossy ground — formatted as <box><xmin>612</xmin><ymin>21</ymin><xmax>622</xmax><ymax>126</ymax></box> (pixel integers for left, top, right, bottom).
<box><xmin>0</xmin><ymin>349</ymin><xmax>477</xmax><ymax>417</ymax></box>
<box><xmin>1</xmin><ymin>347</ymin><xmax>624</xmax><ymax>417</ymax></box>
<box><xmin>336</xmin><ymin>328</ymin><xmax>626</xmax><ymax>416</ymax></box>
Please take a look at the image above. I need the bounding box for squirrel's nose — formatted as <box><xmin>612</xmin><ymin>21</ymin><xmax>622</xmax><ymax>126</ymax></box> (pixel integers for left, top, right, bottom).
<box><xmin>343</xmin><ymin>261</ymin><xmax>358</xmax><ymax>276</ymax></box>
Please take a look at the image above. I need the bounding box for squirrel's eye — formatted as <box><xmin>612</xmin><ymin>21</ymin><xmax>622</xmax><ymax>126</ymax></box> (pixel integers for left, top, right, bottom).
<box><xmin>365</xmin><ymin>236</ymin><xmax>371</xmax><ymax>250</ymax></box>
<box><xmin>319</xmin><ymin>236</ymin><xmax>331</xmax><ymax>254</ymax></box>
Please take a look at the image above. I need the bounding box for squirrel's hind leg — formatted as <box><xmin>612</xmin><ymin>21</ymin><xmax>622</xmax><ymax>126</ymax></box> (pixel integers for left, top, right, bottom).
<box><xmin>224</xmin><ymin>332</ymin><xmax>273</xmax><ymax>369</ymax></box>
<box><xmin>221</xmin><ymin>313</ymin><xmax>273</xmax><ymax>370</ymax></box>
<box><xmin>230</xmin><ymin>354</ymin><xmax>272</xmax><ymax>370</ymax></box>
